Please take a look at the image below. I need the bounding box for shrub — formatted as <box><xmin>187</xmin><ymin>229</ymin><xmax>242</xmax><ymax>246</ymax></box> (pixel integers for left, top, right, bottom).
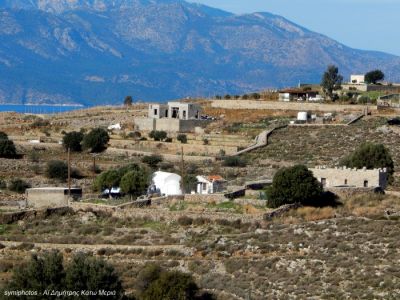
<box><xmin>46</xmin><ymin>160</ymin><xmax>68</xmax><ymax>181</ymax></box>
<box><xmin>82</xmin><ymin>128</ymin><xmax>110</xmax><ymax>153</ymax></box>
<box><xmin>141</xmin><ymin>269</ymin><xmax>199</xmax><ymax>300</ymax></box>
<box><xmin>222</xmin><ymin>156</ymin><xmax>247</xmax><ymax>167</ymax></box>
<box><xmin>62</xmin><ymin>131</ymin><xmax>84</xmax><ymax>152</ymax></box>
<box><xmin>142</xmin><ymin>154</ymin><xmax>163</xmax><ymax>169</ymax></box>
<box><xmin>6</xmin><ymin>251</ymin><xmax>125</xmax><ymax>299</ymax></box>
<box><xmin>266</xmin><ymin>165</ymin><xmax>323</xmax><ymax>208</ymax></box>
<box><xmin>149</xmin><ymin>130</ymin><xmax>167</xmax><ymax>141</ymax></box>
<box><xmin>177</xmin><ymin>134</ymin><xmax>187</xmax><ymax>144</ymax></box>
<box><xmin>0</xmin><ymin>132</ymin><xmax>17</xmax><ymax>158</ymax></box>
<box><xmin>203</xmin><ymin>138</ymin><xmax>209</xmax><ymax>145</ymax></box>
<box><xmin>128</xmin><ymin>131</ymin><xmax>142</xmax><ymax>140</ymax></box>
<box><xmin>177</xmin><ymin>216</ymin><xmax>193</xmax><ymax>226</ymax></box>
<box><xmin>9</xmin><ymin>179</ymin><xmax>30</xmax><ymax>194</ymax></box>
<box><xmin>341</xmin><ymin>142</ymin><xmax>394</xmax><ymax>177</ymax></box>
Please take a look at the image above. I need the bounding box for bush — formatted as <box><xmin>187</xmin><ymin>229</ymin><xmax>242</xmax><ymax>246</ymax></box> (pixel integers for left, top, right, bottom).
<box><xmin>203</xmin><ymin>138</ymin><xmax>209</xmax><ymax>145</ymax></box>
<box><xmin>139</xmin><ymin>266</ymin><xmax>200</xmax><ymax>300</ymax></box>
<box><xmin>222</xmin><ymin>156</ymin><xmax>247</xmax><ymax>167</ymax></box>
<box><xmin>62</xmin><ymin>131</ymin><xmax>84</xmax><ymax>152</ymax></box>
<box><xmin>46</xmin><ymin>160</ymin><xmax>68</xmax><ymax>181</ymax></box>
<box><xmin>177</xmin><ymin>216</ymin><xmax>193</xmax><ymax>226</ymax></box>
<box><xmin>6</xmin><ymin>251</ymin><xmax>125</xmax><ymax>299</ymax></box>
<box><xmin>341</xmin><ymin>142</ymin><xmax>394</xmax><ymax>177</ymax></box>
<box><xmin>0</xmin><ymin>132</ymin><xmax>17</xmax><ymax>158</ymax></box>
<box><xmin>128</xmin><ymin>131</ymin><xmax>142</xmax><ymax>140</ymax></box>
<box><xmin>149</xmin><ymin>130</ymin><xmax>167</xmax><ymax>141</ymax></box>
<box><xmin>266</xmin><ymin>165</ymin><xmax>323</xmax><ymax>208</ymax></box>
<box><xmin>177</xmin><ymin>134</ymin><xmax>187</xmax><ymax>144</ymax></box>
<box><xmin>82</xmin><ymin>128</ymin><xmax>110</xmax><ymax>153</ymax></box>
<box><xmin>142</xmin><ymin>154</ymin><xmax>163</xmax><ymax>169</ymax></box>
<box><xmin>9</xmin><ymin>179</ymin><xmax>30</xmax><ymax>194</ymax></box>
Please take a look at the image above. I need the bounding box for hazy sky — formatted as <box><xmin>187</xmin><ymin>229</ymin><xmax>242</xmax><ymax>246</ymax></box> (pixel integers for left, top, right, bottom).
<box><xmin>190</xmin><ymin>0</ymin><xmax>400</xmax><ymax>56</ymax></box>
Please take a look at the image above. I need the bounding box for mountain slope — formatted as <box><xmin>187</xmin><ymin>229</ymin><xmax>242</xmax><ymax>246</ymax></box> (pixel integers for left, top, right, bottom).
<box><xmin>0</xmin><ymin>0</ymin><xmax>399</xmax><ymax>105</ymax></box>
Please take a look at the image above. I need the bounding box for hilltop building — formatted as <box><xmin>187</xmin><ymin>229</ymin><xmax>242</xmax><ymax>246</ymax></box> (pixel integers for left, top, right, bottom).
<box><xmin>134</xmin><ymin>102</ymin><xmax>210</xmax><ymax>132</ymax></box>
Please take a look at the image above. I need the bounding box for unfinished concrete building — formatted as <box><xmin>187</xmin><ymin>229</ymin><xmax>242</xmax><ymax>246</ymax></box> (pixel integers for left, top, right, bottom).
<box><xmin>135</xmin><ymin>101</ymin><xmax>209</xmax><ymax>132</ymax></box>
<box><xmin>26</xmin><ymin>187</ymin><xmax>82</xmax><ymax>208</ymax></box>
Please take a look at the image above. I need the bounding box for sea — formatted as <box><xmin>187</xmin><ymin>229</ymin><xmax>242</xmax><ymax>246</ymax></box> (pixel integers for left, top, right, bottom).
<box><xmin>0</xmin><ymin>104</ymin><xmax>87</xmax><ymax>114</ymax></box>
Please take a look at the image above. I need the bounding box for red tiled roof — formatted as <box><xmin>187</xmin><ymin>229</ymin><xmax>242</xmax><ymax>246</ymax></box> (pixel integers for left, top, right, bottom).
<box><xmin>207</xmin><ymin>175</ymin><xmax>225</xmax><ymax>181</ymax></box>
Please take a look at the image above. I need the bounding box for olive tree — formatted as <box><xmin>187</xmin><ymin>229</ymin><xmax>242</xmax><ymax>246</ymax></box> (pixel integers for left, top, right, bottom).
<box><xmin>267</xmin><ymin>165</ymin><xmax>323</xmax><ymax>208</ymax></box>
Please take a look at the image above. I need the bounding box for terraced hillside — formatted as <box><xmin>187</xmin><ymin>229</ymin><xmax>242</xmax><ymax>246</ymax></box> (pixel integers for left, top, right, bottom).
<box><xmin>249</xmin><ymin>117</ymin><xmax>400</xmax><ymax>170</ymax></box>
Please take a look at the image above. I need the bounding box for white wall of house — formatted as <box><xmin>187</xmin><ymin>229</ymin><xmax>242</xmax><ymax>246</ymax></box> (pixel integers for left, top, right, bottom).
<box><xmin>152</xmin><ymin>171</ymin><xmax>182</xmax><ymax>196</ymax></box>
<box><xmin>350</xmin><ymin>75</ymin><xmax>365</xmax><ymax>84</ymax></box>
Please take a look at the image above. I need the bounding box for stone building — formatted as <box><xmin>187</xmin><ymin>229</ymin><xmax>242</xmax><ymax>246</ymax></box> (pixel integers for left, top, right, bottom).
<box><xmin>310</xmin><ymin>166</ymin><xmax>388</xmax><ymax>189</ymax></box>
<box><xmin>26</xmin><ymin>187</ymin><xmax>82</xmax><ymax>208</ymax></box>
<box><xmin>196</xmin><ymin>175</ymin><xmax>227</xmax><ymax>194</ymax></box>
<box><xmin>135</xmin><ymin>101</ymin><xmax>209</xmax><ymax>132</ymax></box>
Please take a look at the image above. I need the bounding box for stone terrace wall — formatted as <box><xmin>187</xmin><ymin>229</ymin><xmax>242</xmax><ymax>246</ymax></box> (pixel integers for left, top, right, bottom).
<box><xmin>211</xmin><ymin>100</ymin><xmax>376</xmax><ymax>112</ymax></box>
<box><xmin>327</xmin><ymin>187</ymin><xmax>380</xmax><ymax>200</ymax></box>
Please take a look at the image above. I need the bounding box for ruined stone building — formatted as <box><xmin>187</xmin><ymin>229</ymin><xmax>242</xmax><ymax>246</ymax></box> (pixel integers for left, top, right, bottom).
<box><xmin>310</xmin><ymin>166</ymin><xmax>388</xmax><ymax>189</ymax></box>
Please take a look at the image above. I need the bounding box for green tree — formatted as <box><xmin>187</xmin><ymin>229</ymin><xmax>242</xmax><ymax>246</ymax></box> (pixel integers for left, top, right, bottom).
<box><xmin>341</xmin><ymin>142</ymin><xmax>394</xmax><ymax>176</ymax></box>
<box><xmin>177</xmin><ymin>134</ymin><xmax>187</xmax><ymax>144</ymax></box>
<box><xmin>46</xmin><ymin>160</ymin><xmax>68</xmax><ymax>181</ymax></box>
<box><xmin>120</xmin><ymin>169</ymin><xmax>149</xmax><ymax>200</ymax></box>
<box><xmin>124</xmin><ymin>95</ymin><xmax>133</xmax><ymax>106</ymax></box>
<box><xmin>65</xmin><ymin>253</ymin><xmax>124</xmax><ymax>300</ymax></box>
<box><xmin>142</xmin><ymin>154</ymin><xmax>163</xmax><ymax>169</ymax></box>
<box><xmin>149</xmin><ymin>130</ymin><xmax>167</xmax><ymax>141</ymax></box>
<box><xmin>321</xmin><ymin>65</ymin><xmax>343</xmax><ymax>100</ymax></box>
<box><xmin>0</xmin><ymin>131</ymin><xmax>8</xmax><ymax>140</ymax></box>
<box><xmin>62</xmin><ymin>131</ymin><xmax>84</xmax><ymax>152</ymax></box>
<box><xmin>8</xmin><ymin>179</ymin><xmax>31</xmax><ymax>194</ymax></box>
<box><xmin>141</xmin><ymin>270</ymin><xmax>199</xmax><ymax>300</ymax></box>
<box><xmin>5</xmin><ymin>251</ymin><xmax>65</xmax><ymax>299</ymax></box>
<box><xmin>5</xmin><ymin>251</ymin><xmax>125</xmax><ymax>300</ymax></box>
<box><xmin>365</xmin><ymin>69</ymin><xmax>385</xmax><ymax>84</ymax></box>
<box><xmin>182</xmin><ymin>174</ymin><xmax>197</xmax><ymax>194</ymax></box>
<box><xmin>267</xmin><ymin>165</ymin><xmax>323</xmax><ymax>208</ymax></box>
<box><xmin>83</xmin><ymin>128</ymin><xmax>110</xmax><ymax>153</ymax></box>
<box><xmin>0</xmin><ymin>139</ymin><xmax>17</xmax><ymax>158</ymax></box>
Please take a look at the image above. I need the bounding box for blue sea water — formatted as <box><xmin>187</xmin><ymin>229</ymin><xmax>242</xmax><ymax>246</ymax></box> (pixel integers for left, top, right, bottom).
<box><xmin>0</xmin><ymin>104</ymin><xmax>86</xmax><ymax>114</ymax></box>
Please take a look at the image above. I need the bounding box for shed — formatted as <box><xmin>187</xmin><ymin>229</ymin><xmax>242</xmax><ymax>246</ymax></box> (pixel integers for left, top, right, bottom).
<box><xmin>152</xmin><ymin>171</ymin><xmax>182</xmax><ymax>196</ymax></box>
<box><xmin>26</xmin><ymin>187</ymin><xmax>82</xmax><ymax>208</ymax></box>
<box><xmin>196</xmin><ymin>175</ymin><xmax>227</xmax><ymax>194</ymax></box>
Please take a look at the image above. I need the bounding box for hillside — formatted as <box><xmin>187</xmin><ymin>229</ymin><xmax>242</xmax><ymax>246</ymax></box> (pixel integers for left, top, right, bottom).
<box><xmin>1</xmin><ymin>0</ymin><xmax>400</xmax><ymax>104</ymax></box>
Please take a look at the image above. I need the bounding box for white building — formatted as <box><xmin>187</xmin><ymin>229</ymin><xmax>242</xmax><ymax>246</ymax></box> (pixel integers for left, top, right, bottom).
<box><xmin>196</xmin><ymin>175</ymin><xmax>227</xmax><ymax>194</ymax></box>
<box><xmin>152</xmin><ymin>171</ymin><xmax>182</xmax><ymax>196</ymax></box>
<box><xmin>149</xmin><ymin>102</ymin><xmax>201</xmax><ymax>120</ymax></box>
<box><xmin>350</xmin><ymin>75</ymin><xmax>365</xmax><ymax>84</ymax></box>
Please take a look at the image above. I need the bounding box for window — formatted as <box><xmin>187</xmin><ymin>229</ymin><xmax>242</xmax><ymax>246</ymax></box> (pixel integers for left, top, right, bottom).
<box><xmin>183</xmin><ymin>110</ymin><xmax>186</xmax><ymax>119</ymax></box>
<box><xmin>165</xmin><ymin>110</ymin><xmax>168</xmax><ymax>117</ymax></box>
<box><xmin>202</xmin><ymin>183</ymin><xmax>207</xmax><ymax>191</ymax></box>
<box><xmin>154</xmin><ymin>109</ymin><xmax>158</xmax><ymax>116</ymax></box>
<box><xmin>321</xmin><ymin>178</ymin><xmax>326</xmax><ymax>187</ymax></box>
<box><xmin>363</xmin><ymin>180</ymin><xmax>368</xmax><ymax>187</ymax></box>
<box><xmin>344</xmin><ymin>179</ymin><xmax>348</xmax><ymax>185</ymax></box>
<box><xmin>171</xmin><ymin>107</ymin><xmax>179</xmax><ymax>119</ymax></box>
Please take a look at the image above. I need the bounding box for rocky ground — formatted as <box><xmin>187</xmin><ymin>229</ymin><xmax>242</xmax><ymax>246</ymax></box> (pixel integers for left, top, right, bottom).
<box><xmin>1</xmin><ymin>193</ymin><xmax>400</xmax><ymax>299</ymax></box>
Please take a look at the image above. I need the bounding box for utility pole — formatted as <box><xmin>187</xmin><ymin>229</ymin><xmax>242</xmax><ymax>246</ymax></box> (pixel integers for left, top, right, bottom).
<box><xmin>67</xmin><ymin>147</ymin><xmax>71</xmax><ymax>197</ymax></box>
<box><xmin>180</xmin><ymin>146</ymin><xmax>185</xmax><ymax>194</ymax></box>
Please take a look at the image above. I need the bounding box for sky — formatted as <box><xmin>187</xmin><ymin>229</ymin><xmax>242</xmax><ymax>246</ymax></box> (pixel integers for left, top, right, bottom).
<box><xmin>189</xmin><ymin>0</ymin><xmax>400</xmax><ymax>56</ymax></box>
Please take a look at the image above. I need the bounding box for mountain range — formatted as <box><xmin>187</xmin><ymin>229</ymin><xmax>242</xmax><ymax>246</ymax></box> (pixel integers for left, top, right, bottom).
<box><xmin>1</xmin><ymin>0</ymin><xmax>400</xmax><ymax>105</ymax></box>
